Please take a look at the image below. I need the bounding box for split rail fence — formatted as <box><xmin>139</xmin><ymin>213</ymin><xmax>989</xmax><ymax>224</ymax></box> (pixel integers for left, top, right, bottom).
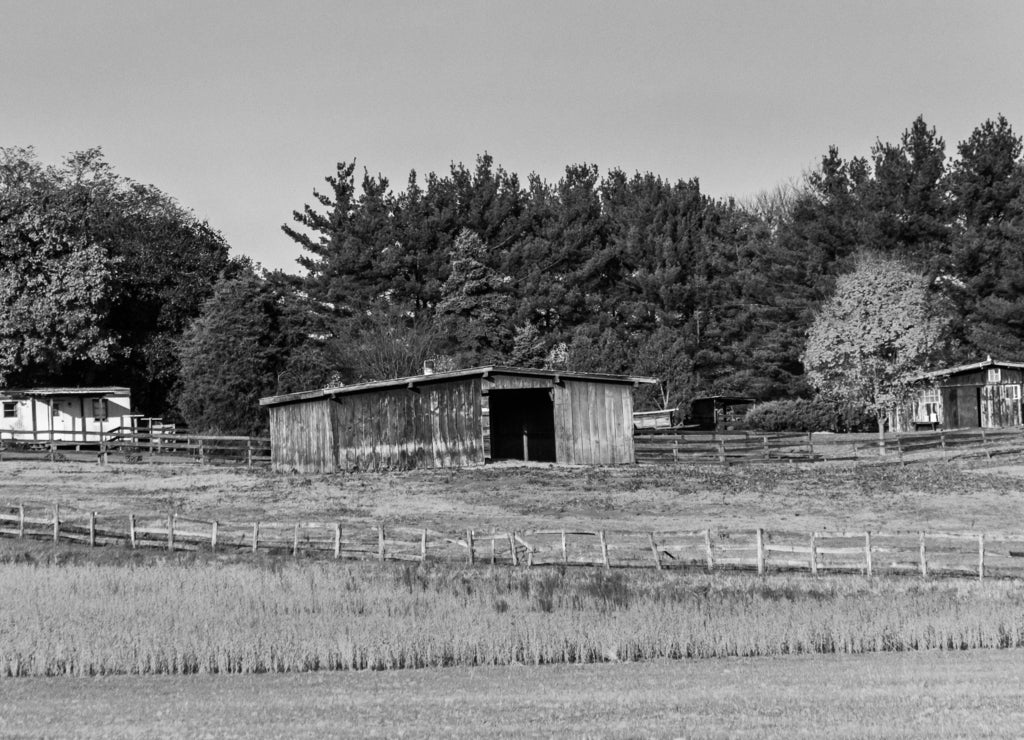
<box><xmin>634</xmin><ymin>426</ymin><xmax>1024</xmax><ymax>466</ymax></box>
<box><xmin>5</xmin><ymin>502</ymin><xmax>1024</xmax><ymax>580</ymax></box>
<box><xmin>0</xmin><ymin>429</ymin><xmax>270</xmax><ymax>468</ymax></box>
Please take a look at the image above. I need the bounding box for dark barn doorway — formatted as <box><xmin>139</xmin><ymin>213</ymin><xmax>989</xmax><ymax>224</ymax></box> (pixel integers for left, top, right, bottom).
<box><xmin>488</xmin><ymin>388</ymin><xmax>556</xmax><ymax>462</ymax></box>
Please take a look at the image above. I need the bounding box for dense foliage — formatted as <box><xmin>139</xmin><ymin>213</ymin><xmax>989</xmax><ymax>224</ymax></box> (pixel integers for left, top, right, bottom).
<box><xmin>5</xmin><ymin>114</ymin><xmax>1024</xmax><ymax>433</ymax></box>
<box><xmin>0</xmin><ymin>147</ymin><xmax>231</xmax><ymax>415</ymax></box>
<box><xmin>744</xmin><ymin>398</ymin><xmax>875</xmax><ymax>433</ymax></box>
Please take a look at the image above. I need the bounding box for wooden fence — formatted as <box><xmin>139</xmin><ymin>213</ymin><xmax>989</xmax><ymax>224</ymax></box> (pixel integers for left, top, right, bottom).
<box><xmin>5</xmin><ymin>502</ymin><xmax>1024</xmax><ymax>580</ymax></box>
<box><xmin>634</xmin><ymin>426</ymin><xmax>1024</xmax><ymax>465</ymax></box>
<box><xmin>0</xmin><ymin>429</ymin><xmax>271</xmax><ymax>467</ymax></box>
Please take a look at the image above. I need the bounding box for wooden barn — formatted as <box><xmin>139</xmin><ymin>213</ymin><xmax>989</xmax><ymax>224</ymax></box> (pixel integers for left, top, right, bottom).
<box><xmin>891</xmin><ymin>357</ymin><xmax>1024</xmax><ymax>432</ymax></box>
<box><xmin>259</xmin><ymin>366</ymin><xmax>657</xmax><ymax>473</ymax></box>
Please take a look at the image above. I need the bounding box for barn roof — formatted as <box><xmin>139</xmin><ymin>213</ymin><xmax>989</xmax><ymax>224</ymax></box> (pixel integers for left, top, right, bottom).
<box><xmin>259</xmin><ymin>366</ymin><xmax>658</xmax><ymax>408</ymax></box>
<box><xmin>911</xmin><ymin>357</ymin><xmax>1024</xmax><ymax>381</ymax></box>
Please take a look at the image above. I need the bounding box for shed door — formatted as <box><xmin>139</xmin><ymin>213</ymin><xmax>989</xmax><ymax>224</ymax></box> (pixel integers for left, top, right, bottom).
<box><xmin>488</xmin><ymin>389</ymin><xmax>556</xmax><ymax>462</ymax></box>
<box><xmin>955</xmin><ymin>387</ymin><xmax>981</xmax><ymax>428</ymax></box>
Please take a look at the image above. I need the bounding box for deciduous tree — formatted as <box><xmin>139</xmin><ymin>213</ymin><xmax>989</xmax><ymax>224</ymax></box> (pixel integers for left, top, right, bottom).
<box><xmin>802</xmin><ymin>253</ymin><xmax>951</xmax><ymax>436</ymax></box>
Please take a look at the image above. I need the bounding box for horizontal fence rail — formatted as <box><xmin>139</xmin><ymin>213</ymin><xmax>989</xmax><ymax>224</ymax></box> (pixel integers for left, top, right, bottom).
<box><xmin>0</xmin><ymin>429</ymin><xmax>270</xmax><ymax>468</ymax></box>
<box><xmin>634</xmin><ymin>426</ymin><xmax>1024</xmax><ymax>466</ymax></box>
<box><xmin>3</xmin><ymin>502</ymin><xmax>1022</xmax><ymax>580</ymax></box>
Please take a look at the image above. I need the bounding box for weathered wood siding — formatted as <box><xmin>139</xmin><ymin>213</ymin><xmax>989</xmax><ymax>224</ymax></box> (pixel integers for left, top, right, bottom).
<box><xmin>981</xmin><ymin>385</ymin><xmax>1022</xmax><ymax>427</ymax></box>
<box><xmin>269</xmin><ymin>399</ymin><xmax>335</xmax><ymax>474</ymax></box>
<box><xmin>553</xmin><ymin>380</ymin><xmax>634</xmax><ymax>464</ymax></box>
<box><xmin>332</xmin><ymin>378</ymin><xmax>484</xmax><ymax>471</ymax></box>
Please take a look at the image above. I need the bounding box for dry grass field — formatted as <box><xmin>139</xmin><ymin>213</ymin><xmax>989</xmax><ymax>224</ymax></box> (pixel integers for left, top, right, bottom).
<box><xmin>5</xmin><ymin>455</ymin><xmax>1024</xmax><ymax>737</ymax></box>
<box><xmin>3</xmin><ymin>455</ymin><xmax>1024</xmax><ymax>535</ymax></box>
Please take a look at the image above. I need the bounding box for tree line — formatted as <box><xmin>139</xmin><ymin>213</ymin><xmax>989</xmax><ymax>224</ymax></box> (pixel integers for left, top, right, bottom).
<box><xmin>2</xmin><ymin>114</ymin><xmax>1022</xmax><ymax>434</ymax></box>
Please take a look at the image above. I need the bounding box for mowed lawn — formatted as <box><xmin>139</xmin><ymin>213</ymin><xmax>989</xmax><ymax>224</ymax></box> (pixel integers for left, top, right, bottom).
<box><xmin>3</xmin><ymin>455</ymin><xmax>1024</xmax><ymax>535</ymax></box>
<box><xmin>3</xmin><ymin>650</ymin><xmax>1024</xmax><ymax>738</ymax></box>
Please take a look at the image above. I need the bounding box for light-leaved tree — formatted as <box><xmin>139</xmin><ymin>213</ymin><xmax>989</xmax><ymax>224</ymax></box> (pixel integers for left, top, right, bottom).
<box><xmin>803</xmin><ymin>253</ymin><xmax>950</xmax><ymax>437</ymax></box>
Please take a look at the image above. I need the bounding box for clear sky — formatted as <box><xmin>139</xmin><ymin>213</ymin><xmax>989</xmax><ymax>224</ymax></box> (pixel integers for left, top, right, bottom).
<box><xmin>4</xmin><ymin>1</ymin><xmax>1023</xmax><ymax>272</ymax></box>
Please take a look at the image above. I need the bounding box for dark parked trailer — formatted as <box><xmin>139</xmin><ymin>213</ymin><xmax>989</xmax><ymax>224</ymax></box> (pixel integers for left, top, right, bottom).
<box><xmin>259</xmin><ymin>366</ymin><xmax>657</xmax><ymax>473</ymax></box>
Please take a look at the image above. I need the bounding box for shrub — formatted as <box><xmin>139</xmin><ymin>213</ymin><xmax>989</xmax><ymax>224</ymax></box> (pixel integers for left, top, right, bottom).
<box><xmin>745</xmin><ymin>398</ymin><xmax>874</xmax><ymax>433</ymax></box>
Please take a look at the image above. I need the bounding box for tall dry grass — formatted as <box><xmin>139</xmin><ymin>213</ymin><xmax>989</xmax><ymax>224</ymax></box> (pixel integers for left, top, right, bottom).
<box><xmin>3</xmin><ymin>561</ymin><xmax>1024</xmax><ymax>677</ymax></box>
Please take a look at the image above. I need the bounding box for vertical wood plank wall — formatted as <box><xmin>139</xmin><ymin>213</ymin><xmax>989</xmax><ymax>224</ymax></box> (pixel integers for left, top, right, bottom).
<box><xmin>552</xmin><ymin>380</ymin><xmax>634</xmax><ymax>464</ymax></box>
<box><xmin>331</xmin><ymin>378</ymin><xmax>484</xmax><ymax>472</ymax></box>
<box><xmin>269</xmin><ymin>374</ymin><xmax>639</xmax><ymax>472</ymax></box>
<box><xmin>269</xmin><ymin>399</ymin><xmax>335</xmax><ymax>474</ymax></box>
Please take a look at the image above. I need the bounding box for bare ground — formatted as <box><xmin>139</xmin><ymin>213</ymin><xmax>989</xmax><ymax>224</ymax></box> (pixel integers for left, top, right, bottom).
<box><xmin>3</xmin><ymin>455</ymin><xmax>1024</xmax><ymax>534</ymax></box>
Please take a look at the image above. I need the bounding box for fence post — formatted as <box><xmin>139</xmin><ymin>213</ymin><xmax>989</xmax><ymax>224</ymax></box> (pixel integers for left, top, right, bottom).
<box><xmin>599</xmin><ymin>530</ymin><xmax>610</xmax><ymax>569</ymax></box>
<box><xmin>52</xmin><ymin>503</ymin><xmax>59</xmax><ymax>544</ymax></box>
<box><xmin>378</xmin><ymin>523</ymin><xmax>385</xmax><ymax>562</ymax></box>
<box><xmin>865</xmin><ymin>531</ymin><xmax>873</xmax><ymax>577</ymax></box>
<box><xmin>88</xmin><ymin>511</ymin><xmax>96</xmax><ymax>547</ymax></box>
<box><xmin>896</xmin><ymin>435</ymin><xmax>905</xmax><ymax>466</ymax></box>
<box><xmin>466</xmin><ymin>529</ymin><xmax>475</xmax><ymax>565</ymax></box>
<box><xmin>252</xmin><ymin>522</ymin><xmax>259</xmax><ymax>553</ymax></box>
<box><xmin>561</xmin><ymin>529</ymin><xmax>568</xmax><ymax>564</ymax></box>
<box><xmin>292</xmin><ymin>524</ymin><xmax>299</xmax><ymax>557</ymax></box>
<box><xmin>509</xmin><ymin>532</ymin><xmax>518</xmax><ymax>566</ymax></box>
<box><xmin>333</xmin><ymin>523</ymin><xmax>341</xmax><ymax>559</ymax></box>
<box><xmin>420</xmin><ymin>529</ymin><xmax>427</xmax><ymax>562</ymax></box>
<box><xmin>167</xmin><ymin>513</ymin><xmax>174</xmax><ymax>552</ymax></box>
<box><xmin>211</xmin><ymin>521</ymin><xmax>218</xmax><ymax>552</ymax></box>
<box><xmin>978</xmin><ymin>533</ymin><xmax>985</xmax><ymax>581</ymax></box>
<box><xmin>648</xmin><ymin>532</ymin><xmax>662</xmax><ymax>570</ymax></box>
<box><xmin>247</xmin><ymin>438</ymin><xmax>253</xmax><ymax>469</ymax></box>
<box><xmin>940</xmin><ymin>431</ymin><xmax>947</xmax><ymax>462</ymax></box>
<box><xmin>919</xmin><ymin>531</ymin><xmax>927</xmax><ymax>577</ymax></box>
<box><xmin>809</xmin><ymin>532</ymin><xmax>817</xmax><ymax>575</ymax></box>
<box><xmin>763</xmin><ymin>435</ymin><xmax>770</xmax><ymax>461</ymax></box>
<box><xmin>491</xmin><ymin>527</ymin><xmax>496</xmax><ymax>565</ymax></box>
<box><xmin>981</xmin><ymin>427</ymin><xmax>991</xmax><ymax>459</ymax></box>
<box><xmin>717</xmin><ymin>439</ymin><xmax>726</xmax><ymax>464</ymax></box>
<box><xmin>704</xmin><ymin>528</ymin><xmax>714</xmax><ymax>572</ymax></box>
<box><xmin>18</xmin><ymin>504</ymin><xmax>24</xmax><ymax>538</ymax></box>
<box><xmin>756</xmin><ymin>529</ymin><xmax>765</xmax><ymax>575</ymax></box>
<box><xmin>129</xmin><ymin>514</ymin><xmax>136</xmax><ymax>549</ymax></box>
<box><xmin>806</xmin><ymin>432</ymin><xmax>814</xmax><ymax>458</ymax></box>
<box><xmin>198</xmin><ymin>438</ymin><xmax>205</xmax><ymax>465</ymax></box>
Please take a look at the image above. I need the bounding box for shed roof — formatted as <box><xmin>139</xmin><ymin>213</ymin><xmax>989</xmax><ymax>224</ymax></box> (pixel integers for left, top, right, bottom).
<box><xmin>0</xmin><ymin>386</ymin><xmax>130</xmax><ymax>398</ymax></box>
<box><xmin>912</xmin><ymin>357</ymin><xmax>1024</xmax><ymax>381</ymax></box>
<box><xmin>260</xmin><ymin>366</ymin><xmax>658</xmax><ymax>408</ymax></box>
<box><xmin>690</xmin><ymin>395</ymin><xmax>757</xmax><ymax>404</ymax></box>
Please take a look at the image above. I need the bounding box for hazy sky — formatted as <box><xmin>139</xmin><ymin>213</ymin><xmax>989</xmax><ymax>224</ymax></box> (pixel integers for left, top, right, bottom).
<box><xmin>4</xmin><ymin>1</ymin><xmax>1023</xmax><ymax>272</ymax></box>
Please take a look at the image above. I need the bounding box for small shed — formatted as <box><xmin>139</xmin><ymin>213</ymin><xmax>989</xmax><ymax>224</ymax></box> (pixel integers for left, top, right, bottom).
<box><xmin>688</xmin><ymin>396</ymin><xmax>756</xmax><ymax>431</ymax></box>
<box><xmin>892</xmin><ymin>358</ymin><xmax>1024</xmax><ymax>431</ymax></box>
<box><xmin>259</xmin><ymin>366</ymin><xmax>657</xmax><ymax>473</ymax></box>
<box><xmin>0</xmin><ymin>387</ymin><xmax>133</xmax><ymax>442</ymax></box>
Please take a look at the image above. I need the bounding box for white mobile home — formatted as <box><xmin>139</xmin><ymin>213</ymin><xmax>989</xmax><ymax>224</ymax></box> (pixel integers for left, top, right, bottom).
<box><xmin>0</xmin><ymin>387</ymin><xmax>133</xmax><ymax>443</ymax></box>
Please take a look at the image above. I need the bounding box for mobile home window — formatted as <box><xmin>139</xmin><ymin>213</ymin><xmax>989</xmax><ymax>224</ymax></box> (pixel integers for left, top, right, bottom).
<box><xmin>91</xmin><ymin>398</ymin><xmax>108</xmax><ymax>421</ymax></box>
<box><xmin>988</xmin><ymin>368</ymin><xmax>1002</xmax><ymax>383</ymax></box>
<box><xmin>2</xmin><ymin>401</ymin><xmax>15</xmax><ymax>418</ymax></box>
